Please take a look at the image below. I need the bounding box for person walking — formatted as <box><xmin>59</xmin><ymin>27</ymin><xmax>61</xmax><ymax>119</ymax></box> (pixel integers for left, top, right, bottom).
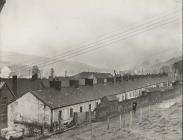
<box><xmin>132</xmin><ymin>100</ymin><xmax>137</xmax><ymax>114</ymax></box>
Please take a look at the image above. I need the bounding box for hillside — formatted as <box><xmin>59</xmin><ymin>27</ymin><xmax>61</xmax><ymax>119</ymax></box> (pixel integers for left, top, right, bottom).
<box><xmin>0</xmin><ymin>51</ymin><xmax>111</xmax><ymax>78</ymax></box>
<box><xmin>0</xmin><ymin>51</ymin><xmax>181</xmax><ymax>78</ymax></box>
<box><xmin>133</xmin><ymin>56</ymin><xmax>182</xmax><ymax>74</ymax></box>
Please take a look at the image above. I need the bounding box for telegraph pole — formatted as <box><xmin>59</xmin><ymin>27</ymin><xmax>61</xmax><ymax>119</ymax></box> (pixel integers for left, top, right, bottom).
<box><xmin>89</xmin><ymin>108</ymin><xmax>93</xmax><ymax>139</ymax></box>
<box><xmin>43</xmin><ymin>105</ymin><xmax>46</xmax><ymax>135</ymax></box>
<box><xmin>65</xmin><ymin>70</ymin><xmax>67</xmax><ymax>77</ymax></box>
<box><xmin>107</xmin><ymin>112</ymin><xmax>110</xmax><ymax>130</ymax></box>
<box><xmin>119</xmin><ymin>113</ymin><xmax>122</xmax><ymax>129</ymax></box>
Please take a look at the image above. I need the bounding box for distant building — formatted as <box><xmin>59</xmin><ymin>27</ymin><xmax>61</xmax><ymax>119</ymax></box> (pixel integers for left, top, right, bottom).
<box><xmin>173</xmin><ymin>60</ymin><xmax>182</xmax><ymax>81</ymax></box>
<box><xmin>73</xmin><ymin>72</ymin><xmax>114</xmax><ymax>85</ymax></box>
<box><xmin>54</xmin><ymin>76</ymin><xmax>77</xmax><ymax>88</ymax></box>
<box><xmin>119</xmin><ymin>70</ymin><xmax>135</xmax><ymax>76</ymax></box>
<box><xmin>0</xmin><ymin>66</ymin><xmax>12</xmax><ymax>78</ymax></box>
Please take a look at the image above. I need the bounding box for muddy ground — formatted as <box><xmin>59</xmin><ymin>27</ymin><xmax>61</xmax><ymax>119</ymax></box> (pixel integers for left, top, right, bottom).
<box><xmin>44</xmin><ymin>89</ymin><xmax>182</xmax><ymax>140</ymax></box>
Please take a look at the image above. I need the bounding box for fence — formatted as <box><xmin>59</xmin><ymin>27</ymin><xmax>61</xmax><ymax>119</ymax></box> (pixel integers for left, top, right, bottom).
<box><xmin>111</xmin><ymin>86</ymin><xmax>181</xmax><ymax>128</ymax></box>
<box><xmin>87</xmin><ymin>86</ymin><xmax>182</xmax><ymax>140</ymax></box>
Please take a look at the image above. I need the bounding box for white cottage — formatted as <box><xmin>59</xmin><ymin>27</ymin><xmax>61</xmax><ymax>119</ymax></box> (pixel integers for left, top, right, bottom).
<box><xmin>8</xmin><ymin>92</ymin><xmax>52</xmax><ymax>127</ymax></box>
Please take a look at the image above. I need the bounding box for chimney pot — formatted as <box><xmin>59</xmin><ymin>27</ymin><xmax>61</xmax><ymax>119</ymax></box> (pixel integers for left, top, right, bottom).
<box><xmin>12</xmin><ymin>75</ymin><xmax>17</xmax><ymax>96</ymax></box>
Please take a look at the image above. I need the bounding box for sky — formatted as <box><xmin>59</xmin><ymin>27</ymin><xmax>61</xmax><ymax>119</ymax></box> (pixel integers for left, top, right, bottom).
<box><xmin>0</xmin><ymin>0</ymin><xmax>182</xmax><ymax>70</ymax></box>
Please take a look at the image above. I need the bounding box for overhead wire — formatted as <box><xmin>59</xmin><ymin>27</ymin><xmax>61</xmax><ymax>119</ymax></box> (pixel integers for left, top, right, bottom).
<box><xmin>11</xmin><ymin>9</ymin><xmax>180</xmax><ymax>68</ymax></box>
<box><xmin>10</xmin><ymin>10</ymin><xmax>181</xmax><ymax>75</ymax></box>
<box><xmin>15</xmin><ymin>9</ymin><xmax>180</xmax><ymax>67</ymax></box>
<box><xmin>17</xmin><ymin>17</ymin><xmax>180</xmax><ymax>76</ymax></box>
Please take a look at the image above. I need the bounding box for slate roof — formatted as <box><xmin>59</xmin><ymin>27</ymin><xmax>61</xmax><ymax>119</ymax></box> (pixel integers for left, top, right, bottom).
<box><xmin>31</xmin><ymin>77</ymin><xmax>169</xmax><ymax>109</ymax></box>
<box><xmin>1</xmin><ymin>78</ymin><xmax>50</xmax><ymax>99</ymax></box>
<box><xmin>73</xmin><ymin>72</ymin><xmax>113</xmax><ymax>79</ymax></box>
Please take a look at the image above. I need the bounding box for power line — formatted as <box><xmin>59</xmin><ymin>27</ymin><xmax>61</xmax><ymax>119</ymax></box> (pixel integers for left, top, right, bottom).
<box><xmin>8</xmin><ymin>9</ymin><xmax>179</xmax><ymax>68</ymax></box>
<box><xmin>21</xmin><ymin>20</ymin><xmax>178</xmax><ymax>77</ymax></box>
<box><xmin>17</xmin><ymin>17</ymin><xmax>179</xmax><ymax>75</ymax></box>
<box><xmin>11</xmin><ymin>9</ymin><xmax>180</xmax><ymax>71</ymax></box>
<box><xmin>15</xmin><ymin>9</ymin><xmax>180</xmax><ymax>68</ymax></box>
<box><xmin>13</xmin><ymin>14</ymin><xmax>180</xmax><ymax>75</ymax></box>
<box><xmin>40</xmin><ymin>20</ymin><xmax>178</xmax><ymax>65</ymax></box>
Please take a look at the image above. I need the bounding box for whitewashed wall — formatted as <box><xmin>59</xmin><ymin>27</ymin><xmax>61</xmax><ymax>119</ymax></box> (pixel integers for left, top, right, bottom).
<box><xmin>8</xmin><ymin>92</ymin><xmax>51</xmax><ymax>127</ymax></box>
<box><xmin>115</xmin><ymin>88</ymin><xmax>146</xmax><ymax>102</ymax></box>
<box><xmin>53</xmin><ymin>99</ymin><xmax>100</xmax><ymax>123</ymax></box>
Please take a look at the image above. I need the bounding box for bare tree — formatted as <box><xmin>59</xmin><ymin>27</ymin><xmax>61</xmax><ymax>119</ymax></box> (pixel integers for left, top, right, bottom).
<box><xmin>50</xmin><ymin>68</ymin><xmax>55</xmax><ymax>79</ymax></box>
<box><xmin>32</xmin><ymin>65</ymin><xmax>40</xmax><ymax>80</ymax></box>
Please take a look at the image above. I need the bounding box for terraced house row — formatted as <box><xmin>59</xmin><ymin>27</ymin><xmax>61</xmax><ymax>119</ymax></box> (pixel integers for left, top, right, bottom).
<box><xmin>0</xmin><ymin>72</ymin><xmax>172</xmax><ymax>133</ymax></box>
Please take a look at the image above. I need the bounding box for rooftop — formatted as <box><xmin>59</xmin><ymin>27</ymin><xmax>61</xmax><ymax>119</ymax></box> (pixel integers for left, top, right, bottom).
<box><xmin>1</xmin><ymin>78</ymin><xmax>50</xmax><ymax>99</ymax></box>
<box><xmin>31</xmin><ymin>76</ymin><xmax>169</xmax><ymax>109</ymax></box>
<box><xmin>73</xmin><ymin>72</ymin><xmax>113</xmax><ymax>79</ymax></box>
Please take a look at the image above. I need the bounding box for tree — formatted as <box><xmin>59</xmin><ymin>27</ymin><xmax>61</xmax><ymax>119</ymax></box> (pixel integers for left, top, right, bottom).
<box><xmin>32</xmin><ymin>65</ymin><xmax>40</xmax><ymax>79</ymax></box>
<box><xmin>50</xmin><ymin>68</ymin><xmax>55</xmax><ymax>79</ymax></box>
<box><xmin>160</xmin><ymin>65</ymin><xmax>171</xmax><ymax>74</ymax></box>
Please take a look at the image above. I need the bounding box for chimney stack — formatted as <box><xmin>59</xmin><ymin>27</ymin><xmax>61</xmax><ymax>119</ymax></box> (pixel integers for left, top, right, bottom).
<box><xmin>54</xmin><ymin>80</ymin><xmax>61</xmax><ymax>90</ymax></box>
<box><xmin>12</xmin><ymin>75</ymin><xmax>17</xmax><ymax>96</ymax></box>
<box><xmin>49</xmin><ymin>79</ymin><xmax>61</xmax><ymax>90</ymax></box>
<box><xmin>32</xmin><ymin>74</ymin><xmax>38</xmax><ymax>80</ymax></box>
<box><xmin>69</xmin><ymin>80</ymin><xmax>79</xmax><ymax>88</ymax></box>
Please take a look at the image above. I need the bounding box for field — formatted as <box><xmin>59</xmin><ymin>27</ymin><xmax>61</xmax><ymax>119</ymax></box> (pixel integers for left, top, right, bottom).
<box><xmin>45</xmin><ymin>89</ymin><xmax>182</xmax><ymax>140</ymax></box>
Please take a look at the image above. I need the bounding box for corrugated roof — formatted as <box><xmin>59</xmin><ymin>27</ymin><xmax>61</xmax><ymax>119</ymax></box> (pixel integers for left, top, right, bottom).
<box><xmin>31</xmin><ymin>77</ymin><xmax>169</xmax><ymax>109</ymax></box>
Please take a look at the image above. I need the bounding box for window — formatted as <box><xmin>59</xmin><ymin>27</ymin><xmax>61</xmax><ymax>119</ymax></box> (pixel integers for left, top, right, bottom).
<box><xmin>80</xmin><ymin>106</ymin><xmax>83</xmax><ymax>112</ymax></box>
<box><xmin>58</xmin><ymin>111</ymin><xmax>62</xmax><ymax>120</ymax></box>
<box><xmin>70</xmin><ymin>108</ymin><xmax>73</xmax><ymax>117</ymax></box>
<box><xmin>89</xmin><ymin>104</ymin><xmax>91</xmax><ymax>110</ymax></box>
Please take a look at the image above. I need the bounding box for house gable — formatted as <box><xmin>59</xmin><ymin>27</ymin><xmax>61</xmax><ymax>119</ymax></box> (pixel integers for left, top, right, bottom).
<box><xmin>0</xmin><ymin>82</ymin><xmax>15</xmax><ymax>103</ymax></box>
<box><xmin>8</xmin><ymin>92</ymin><xmax>51</xmax><ymax>127</ymax></box>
